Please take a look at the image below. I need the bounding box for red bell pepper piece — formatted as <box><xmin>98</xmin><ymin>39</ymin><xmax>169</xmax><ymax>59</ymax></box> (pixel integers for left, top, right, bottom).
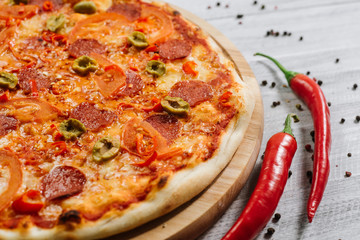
<box><xmin>12</xmin><ymin>190</ymin><xmax>44</xmax><ymax>214</ymax></box>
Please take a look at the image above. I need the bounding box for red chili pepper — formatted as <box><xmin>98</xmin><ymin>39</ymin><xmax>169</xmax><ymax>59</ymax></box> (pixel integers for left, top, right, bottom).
<box><xmin>133</xmin><ymin>151</ymin><xmax>158</xmax><ymax>167</ymax></box>
<box><xmin>11</xmin><ymin>190</ymin><xmax>44</xmax><ymax>214</ymax></box>
<box><xmin>255</xmin><ymin>53</ymin><xmax>331</xmax><ymax>223</ymax></box>
<box><xmin>51</xmin><ymin>141</ymin><xmax>67</xmax><ymax>156</ymax></box>
<box><xmin>222</xmin><ymin>114</ymin><xmax>297</xmax><ymax>240</ymax></box>
<box><xmin>29</xmin><ymin>79</ymin><xmax>39</xmax><ymax>97</ymax></box>
<box><xmin>42</xmin><ymin>1</ymin><xmax>53</xmax><ymax>11</ymax></box>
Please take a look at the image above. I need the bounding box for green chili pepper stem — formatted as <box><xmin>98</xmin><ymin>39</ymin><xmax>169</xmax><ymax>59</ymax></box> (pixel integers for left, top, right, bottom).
<box><xmin>254</xmin><ymin>52</ymin><xmax>299</xmax><ymax>85</ymax></box>
<box><xmin>283</xmin><ymin>114</ymin><xmax>294</xmax><ymax>137</ymax></box>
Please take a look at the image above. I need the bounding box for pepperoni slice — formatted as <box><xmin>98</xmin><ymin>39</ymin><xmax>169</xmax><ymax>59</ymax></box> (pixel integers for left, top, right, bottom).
<box><xmin>70</xmin><ymin>102</ymin><xmax>116</xmax><ymax>131</ymax></box>
<box><xmin>145</xmin><ymin>114</ymin><xmax>180</xmax><ymax>143</ymax></box>
<box><xmin>158</xmin><ymin>39</ymin><xmax>192</xmax><ymax>60</ymax></box>
<box><xmin>18</xmin><ymin>68</ymin><xmax>51</xmax><ymax>94</ymax></box>
<box><xmin>169</xmin><ymin>80</ymin><xmax>213</xmax><ymax>107</ymax></box>
<box><xmin>116</xmin><ymin>70</ymin><xmax>144</xmax><ymax>97</ymax></box>
<box><xmin>107</xmin><ymin>3</ymin><xmax>141</xmax><ymax>21</ymax></box>
<box><xmin>68</xmin><ymin>39</ymin><xmax>106</xmax><ymax>58</ymax></box>
<box><xmin>0</xmin><ymin>115</ymin><xmax>18</xmax><ymax>137</ymax></box>
<box><xmin>40</xmin><ymin>166</ymin><xmax>86</xmax><ymax>200</ymax></box>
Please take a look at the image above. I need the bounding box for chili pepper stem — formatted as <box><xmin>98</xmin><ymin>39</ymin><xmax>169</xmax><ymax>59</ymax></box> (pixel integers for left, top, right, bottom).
<box><xmin>254</xmin><ymin>53</ymin><xmax>299</xmax><ymax>85</ymax></box>
<box><xmin>283</xmin><ymin>114</ymin><xmax>294</xmax><ymax>137</ymax></box>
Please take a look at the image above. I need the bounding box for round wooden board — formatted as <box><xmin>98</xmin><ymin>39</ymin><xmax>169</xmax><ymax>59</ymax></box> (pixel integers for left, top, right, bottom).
<box><xmin>109</xmin><ymin>4</ymin><xmax>264</xmax><ymax>240</ymax></box>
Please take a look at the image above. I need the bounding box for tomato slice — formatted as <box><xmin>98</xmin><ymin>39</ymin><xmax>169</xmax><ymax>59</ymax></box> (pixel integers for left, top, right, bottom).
<box><xmin>182</xmin><ymin>61</ymin><xmax>198</xmax><ymax>77</ymax></box>
<box><xmin>68</xmin><ymin>13</ymin><xmax>130</xmax><ymax>43</ymax></box>
<box><xmin>0</xmin><ymin>98</ymin><xmax>61</xmax><ymax>123</ymax></box>
<box><xmin>90</xmin><ymin>54</ymin><xmax>127</xmax><ymax>98</ymax></box>
<box><xmin>0</xmin><ymin>151</ymin><xmax>22</xmax><ymax>212</ymax></box>
<box><xmin>121</xmin><ymin>118</ymin><xmax>168</xmax><ymax>157</ymax></box>
<box><xmin>12</xmin><ymin>190</ymin><xmax>44</xmax><ymax>214</ymax></box>
<box><xmin>0</xmin><ymin>5</ymin><xmax>39</xmax><ymax>20</ymax></box>
<box><xmin>138</xmin><ymin>5</ymin><xmax>174</xmax><ymax>44</ymax></box>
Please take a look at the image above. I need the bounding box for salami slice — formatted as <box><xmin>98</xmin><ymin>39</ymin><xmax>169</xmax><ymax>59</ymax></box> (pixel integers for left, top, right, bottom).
<box><xmin>40</xmin><ymin>166</ymin><xmax>86</xmax><ymax>200</ymax></box>
<box><xmin>70</xmin><ymin>102</ymin><xmax>116</xmax><ymax>131</ymax></box>
<box><xmin>0</xmin><ymin>115</ymin><xmax>18</xmax><ymax>136</ymax></box>
<box><xmin>68</xmin><ymin>39</ymin><xmax>106</xmax><ymax>58</ymax></box>
<box><xmin>169</xmin><ymin>80</ymin><xmax>213</xmax><ymax>107</ymax></box>
<box><xmin>116</xmin><ymin>70</ymin><xmax>144</xmax><ymax>97</ymax></box>
<box><xmin>18</xmin><ymin>68</ymin><xmax>51</xmax><ymax>94</ymax></box>
<box><xmin>107</xmin><ymin>3</ymin><xmax>141</xmax><ymax>21</ymax></box>
<box><xmin>145</xmin><ymin>114</ymin><xmax>180</xmax><ymax>143</ymax></box>
<box><xmin>158</xmin><ymin>39</ymin><xmax>192</xmax><ymax>60</ymax></box>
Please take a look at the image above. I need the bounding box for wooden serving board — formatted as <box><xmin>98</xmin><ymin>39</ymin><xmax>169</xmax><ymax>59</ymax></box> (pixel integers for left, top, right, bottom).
<box><xmin>112</xmin><ymin>4</ymin><xmax>264</xmax><ymax>240</ymax></box>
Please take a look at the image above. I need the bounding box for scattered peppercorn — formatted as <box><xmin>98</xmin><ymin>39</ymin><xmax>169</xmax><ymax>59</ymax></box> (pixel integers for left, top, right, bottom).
<box><xmin>270</xmin><ymin>82</ymin><xmax>276</xmax><ymax>88</ymax></box>
<box><xmin>266</xmin><ymin>228</ymin><xmax>275</xmax><ymax>235</ymax></box>
<box><xmin>274</xmin><ymin>213</ymin><xmax>281</xmax><ymax>221</ymax></box>
<box><xmin>237</xmin><ymin>14</ymin><xmax>243</xmax><ymax>19</ymax></box>
<box><xmin>275</xmin><ymin>32</ymin><xmax>279</xmax><ymax>37</ymax></box>
<box><xmin>283</xmin><ymin>31</ymin><xmax>287</xmax><ymax>36</ymax></box>
<box><xmin>288</xmin><ymin>170</ymin><xmax>292</xmax><ymax>178</ymax></box>
<box><xmin>306</xmin><ymin>71</ymin><xmax>310</xmax><ymax>75</ymax></box>
<box><xmin>261</xmin><ymin>5</ymin><xmax>265</xmax><ymax>10</ymax></box>
<box><xmin>345</xmin><ymin>171</ymin><xmax>352</xmax><ymax>177</ymax></box>
<box><xmin>309</xmin><ymin>178</ymin><xmax>312</xmax><ymax>184</ymax></box>
<box><xmin>261</xmin><ymin>80</ymin><xmax>268</xmax><ymax>86</ymax></box>
<box><xmin>317</xmin><ymin>80</ymin><xmax>323</xmax><ymax>86</ymax></box>
<box><xmin>253</xmin><ymin>0</ymin><xmax>257</xmax><ymax>5</ymax></box>
<box><xmin>335</xmin><ymin>58</ymin><xmax>340</xmax><ymax>63</ymax></box>
<box><xmin>295</xmin><ymin>104</ymin><xmax>303</xmax><ymax>111</ymax></box>
<box><xmin>225</xmin><ymin>4</ymin><xmax>229</xmax><ymax>8</ymax></box>
<box><xmin>306</xmin><ymin>170</ymin><xmax>313</xmax><ymax>178</ymax></box>
<box><xmin>356</xmin><ymin>116</ymin><xmax>360</xmax><ymax>122</ymax></box>
<box><xmin>207</xmin><ymin>6</ymin><xmax>211</xmax><ymax>9</ymax></box>
<box><xmin>266</xmin><ymin>31</ymin><xmax>270</xmax><ymax>36</ymax></box>
<box><xmin>299</xmin><ymin>36</ymin><xmax>303</xmax><ymax>41</ymax></box>
<box><xmin>347</xmin><ymin>153</ymin><xmax>352</xmax><ymax>157</ymax></box>
<box><xmin>261</xmin><ymin>153</ymin><xmax>264</xmax><ymax>160</ymax></box>
<box><xmin>310</xmin><ymin>130</ymin><xmax>315</xmax><ymax>138</ymax></box>
<box><xmin>216</xmin><ymin>2</ymin><xmax>220</xmax><ymax>7</ymax></box>
<box><xmin>327</xmin><ymin>102</ymin><xmax>331</xmax><ymax>107</ymax></box>
<box><xmin>291</xmin><ymin>114</ymin><xmax>300</xmax><ymax>123</ymax></box>
<box><xmin>340</xmin><ymin>118</ymin><xmax>345</xmax><ymax>124</ymax></box>
<box><xmin>353</xmin><ymin>84</ymin><xmax>358</xmax><ymax>90</ymax></box>
<box><xmin>305</xmin><ymin>144</ymin><xmax>313</xmax><ymax>152</ymax></box>
<box><xmin>311</xmin><ymin>154</ymin><xmax>314</xmax><ymax>161</ymax></box>
<box><xmin>238</xmin><ymin>21</ymin><xmax>242</xmax><ymax>25</ymax></box>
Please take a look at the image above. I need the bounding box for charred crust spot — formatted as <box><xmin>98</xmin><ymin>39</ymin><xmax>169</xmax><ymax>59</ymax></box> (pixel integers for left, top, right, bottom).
<box><xmin>158</xmin><ymin>175</ymin><xmax>169</xmax><ymax>189</ymax></box>
<box><xmin>173</xmin><ymin>10</ymin><xmax>180</xmax><ymax>16</ymax></box>
<box><xmin>59</xmin><ymin>210</ymin><xmax>81</xmax><ymax>225</ymax></box>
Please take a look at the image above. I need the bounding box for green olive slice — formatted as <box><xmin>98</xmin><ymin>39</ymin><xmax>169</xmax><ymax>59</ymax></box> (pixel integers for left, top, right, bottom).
<box><xmin>59</xmin><ymin>119</ymin><xmax>86</xmax><ymax>140</ymax></box>
<box><xmin>92</xmin><ymin>136</ymin><xmax>120</xmax><ymax>162</ymax></box>
<box><xmin>46</xmin><ymin>14</ymin><xmax>66</xmax><ymax>33</ymax></box>
<box><xmin>128</xmin><ymin>31</ymin><xmax>149</xmax><ymax>48</ymax></box>
<box><xmin>11</xmin><ymin>0</ymin><xmax>29</xmax><ymax>5</ymax></box>
<box><xmin>146</xmin><ymin>60</ymin><xmax>166</xmax><ymax>77</ymax></box>
<box><xmin>73</xmin><ymin>1</ymin><xmax>97</xmax><ymax>14</ymax></box>
<box><xmin>0</xmin><ymin>72</ymin><xmax>18</xmax><ymax>90</ymax></box>
<box><xmin>161</xmin><ymin>96</ymin><xmax>190</xmax><ymax>115</ymax></box>
<box><xmin>72</xmin><ymin>55</ymin><xmax>98</xmax><ymax>76</ymax></box>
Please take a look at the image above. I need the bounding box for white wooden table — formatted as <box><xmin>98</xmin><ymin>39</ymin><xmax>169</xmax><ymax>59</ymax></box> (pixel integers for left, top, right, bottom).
<box><xmin>166</xmin><ymin>0</ymin><xmax>360</xmax><ymax>239</ymax></box>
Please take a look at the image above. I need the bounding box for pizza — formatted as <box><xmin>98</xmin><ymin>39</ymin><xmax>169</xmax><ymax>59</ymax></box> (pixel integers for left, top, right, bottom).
<box><xmin>0</xmin><ymin>0</ymin><xmax>255</xmax><ymax>239</ymax></box>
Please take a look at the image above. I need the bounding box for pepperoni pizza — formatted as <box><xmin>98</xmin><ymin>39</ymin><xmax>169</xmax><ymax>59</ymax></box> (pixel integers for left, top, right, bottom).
<box><xmin>0</xmin><ymin>0</ymin><xmax>255</xmax><ymax>239</ymax></box>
